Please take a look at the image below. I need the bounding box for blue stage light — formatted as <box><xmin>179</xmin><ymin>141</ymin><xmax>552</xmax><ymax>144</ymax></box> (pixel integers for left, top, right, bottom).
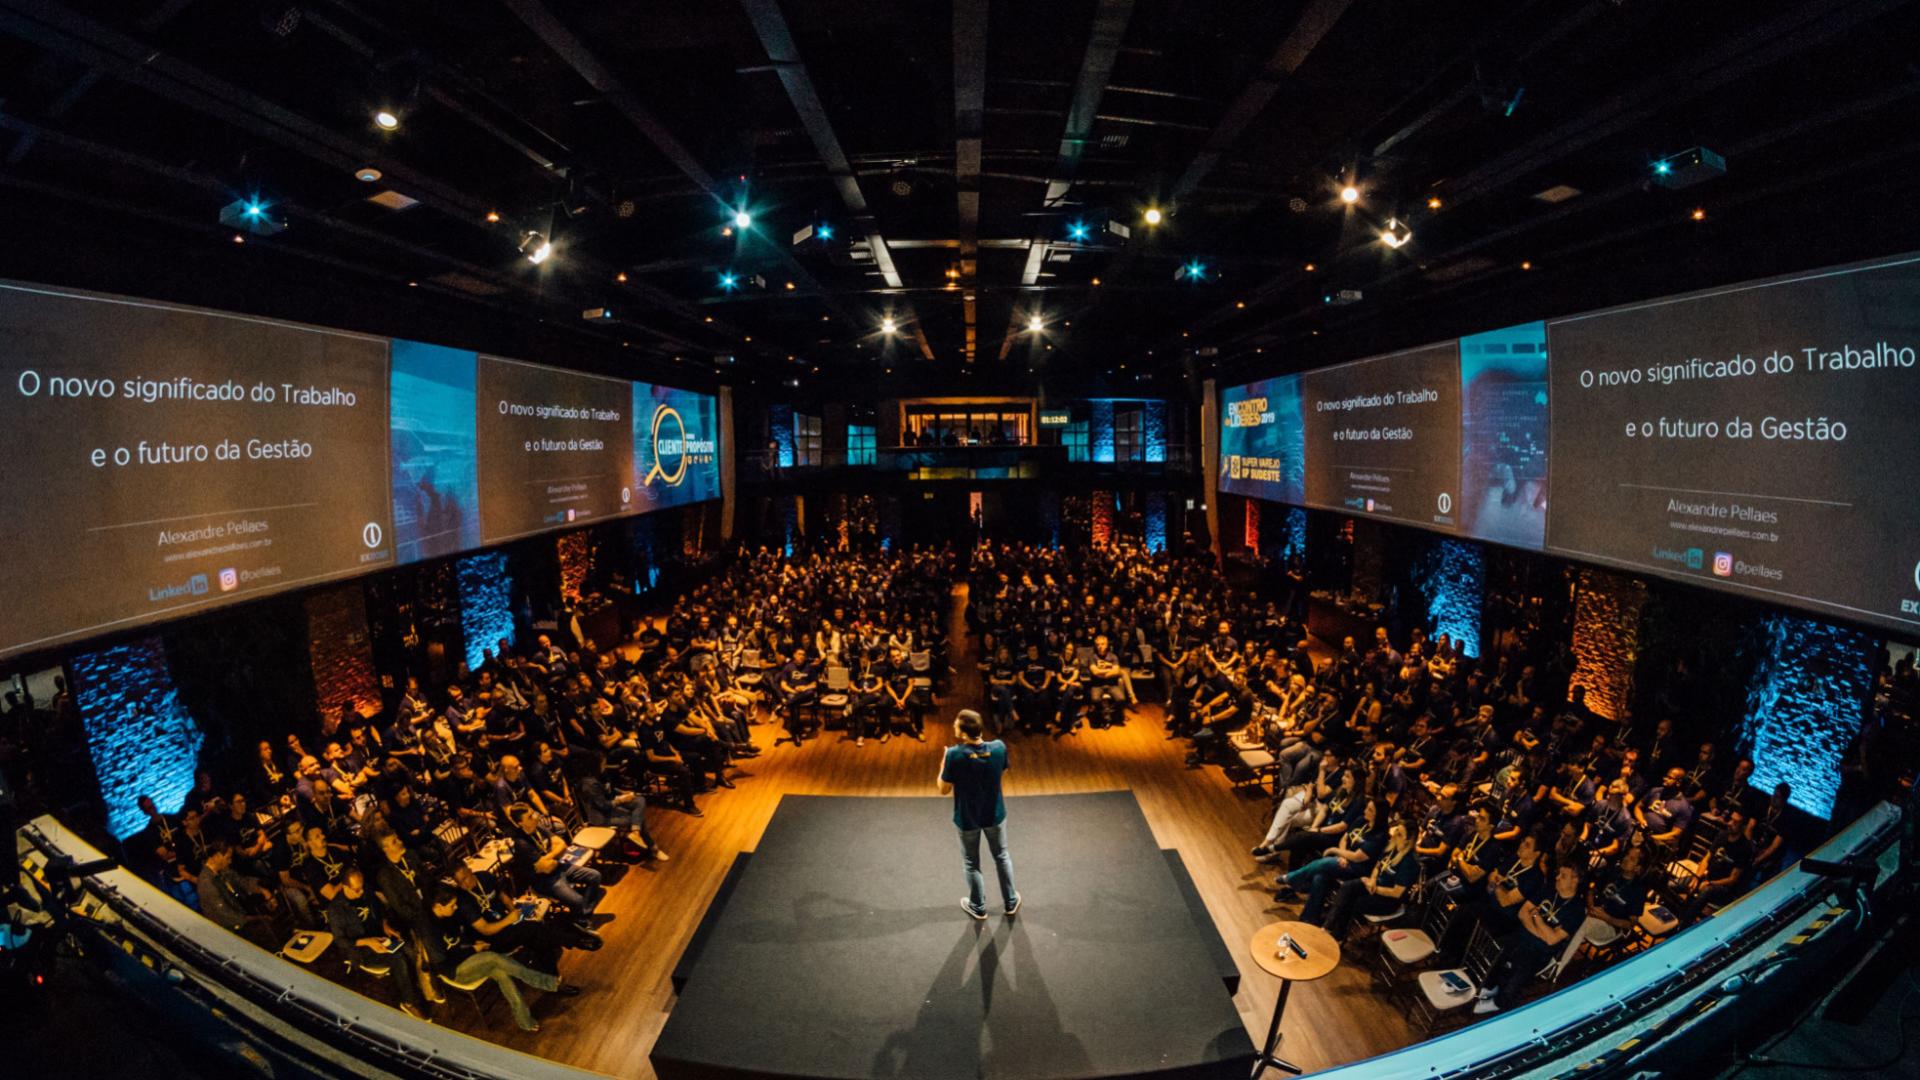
<box><xmin>1653</xmin><ymin>160</ymin><xmax>1671</xmax><ymax>176</ymax></box>
<box><xmin>244</xmin><ymin>201</ymin><xmax>264</xmax><ymax>217</ymax></box>
<box><xmin>1067</xmin><ymin>220</ymin><xmax>1091</xmax><ymax>242</ymax></box>
<box><xmin>719</xmin><ymin>271</ymin><xmax>739</xmax><ymax>291</ymax></box>
<box><xmin>816</xmin><ymin>223</ymin><xmax>834</xmax><ymax>241</ymax></box>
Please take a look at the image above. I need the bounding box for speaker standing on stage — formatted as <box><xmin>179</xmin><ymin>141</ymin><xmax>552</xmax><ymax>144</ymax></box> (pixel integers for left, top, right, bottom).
<box><xmin>938</xmin><ymin>709</ymin><xmax>1020</xmax><ymax>919</ymax></box>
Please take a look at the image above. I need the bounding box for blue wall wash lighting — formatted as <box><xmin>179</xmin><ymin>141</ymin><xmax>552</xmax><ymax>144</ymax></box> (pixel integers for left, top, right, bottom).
<box><xmin>457</xmin><ymin>551</ymin><xmax>516</xmax><ymax>672</ymax></box>
<box><xmin>1144</xmin><ymin>400</ymin><xmax>1168</xmax><ymax>463</ymax></box>
<box><xmin>1414</xmin><ymin>538</ymin><xmax>1484</xmax><ymax>659</ymax></box>
<box><xmin>1285</xmin><ymin>506</ymin><xmax>1307</xmax><ymax>559</ymax></box>
<box><xmin>768</xmin><ymin>403</ymin><xmax>796</xmax><ymax>467</ymax></box>
<box><xmin>1741</xmin><ymin>613</ymin><xmax>1873</xmax><ymax>820</ymax></box>
<box><xmin>1144</xmin><ymin>492</ymin><xmax>1169</xmax><ymax>553</ymax></box>
<box><xmin>72</xmin><ymin>636</ymin><xmax>205</xmax><ymax>840</ymax></box>
<box><xmin>1088</xmin><ymin>399</ymin><xmax>1116</xmax><ymax>463</ymax></box>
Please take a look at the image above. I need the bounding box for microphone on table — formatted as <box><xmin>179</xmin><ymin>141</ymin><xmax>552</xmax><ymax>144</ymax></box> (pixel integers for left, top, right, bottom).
<box><xmin>1278</xmin><ymin>933</ymin><xmax>1309</xmax><ymax>960</ymax></box>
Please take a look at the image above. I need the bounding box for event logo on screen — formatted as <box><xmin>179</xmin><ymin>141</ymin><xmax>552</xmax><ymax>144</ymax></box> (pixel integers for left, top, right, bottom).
<box><xmin>645</xmin><ymin>402</ymin><xmax>717</xmax><ymax>488</ymax></box>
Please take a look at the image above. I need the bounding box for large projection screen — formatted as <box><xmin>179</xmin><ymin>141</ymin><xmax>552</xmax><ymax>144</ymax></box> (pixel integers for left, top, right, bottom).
<box><xmin>1545</xmin><ymin>254</ymin><xmax>1920</xmax><ymax>633</ymax></box>
<box><xmin>1218</xmin><ymin>374</ymin><xmax>1305</xmax><ymax>503</ymax></box>
<box><xmin>633</xmin><ymin>382</ymin><xmax>722</xmax><ymax>511</ymax></box>
<box><xmin>0</xmin><ymin>282</ymin><xmax>394</xmax><ymax>658</ymax></box>
<box><xmin>475</xmin><ymin>356</ymin><xmax>637</xmax><ymax>545</ymax></box>
<box><xmin>1300</xmin><ymin>343</ymin><xmax>1462</xmax><ymax>531</ymax></box>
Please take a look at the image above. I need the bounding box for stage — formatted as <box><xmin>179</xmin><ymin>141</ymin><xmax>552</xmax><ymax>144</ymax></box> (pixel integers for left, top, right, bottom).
<box><xmin>652</xmin><ymin>791</ymin><xmax>1258</xmax><ymax>1080</ymax></box>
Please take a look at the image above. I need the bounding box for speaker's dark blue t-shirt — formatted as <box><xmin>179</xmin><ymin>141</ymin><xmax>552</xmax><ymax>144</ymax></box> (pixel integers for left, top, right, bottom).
<box><xmin>942</xmin><ymin>740</ymin><xmax>1009</xmax><ymax>830</ymax></box>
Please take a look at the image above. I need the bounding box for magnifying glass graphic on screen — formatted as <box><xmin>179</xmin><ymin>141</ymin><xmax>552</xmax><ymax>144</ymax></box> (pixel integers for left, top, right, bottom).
<box><xmin>646</xmin><ymin>404</ymin><xmax>689</xmax><ymax>487</ymax></box>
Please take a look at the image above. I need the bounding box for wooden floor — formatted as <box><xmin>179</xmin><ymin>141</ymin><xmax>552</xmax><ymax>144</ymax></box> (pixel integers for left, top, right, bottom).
<box><xmin>447</xmin><ymin>586</ymin><xmax>1417</xmax><ymax>1077</ymax></box>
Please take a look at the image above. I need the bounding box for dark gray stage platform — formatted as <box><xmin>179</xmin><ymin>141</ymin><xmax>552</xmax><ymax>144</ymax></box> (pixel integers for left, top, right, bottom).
<box><xmin>653</xmin><ymin>791</ymin><xmax>1256</xmax><ymax>1080</ymax></box>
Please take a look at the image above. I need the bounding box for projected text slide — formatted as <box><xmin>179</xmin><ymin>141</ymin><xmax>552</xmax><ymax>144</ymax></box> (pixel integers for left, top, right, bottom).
<box><xmin>0</xmin><ymin>284</ymin><xmax>393</xmax><ymax>657</ymax></box>
<box><xmin>476</xmin><ymin>356</ymin><xmax>636</xmax><ymax>544</ymax></box>
<box><xmin>1301</xmin><ymin>343</ymin><xmax>1462</xmax><ymax>531</ymax></box>
<box><xmin>1545</xmin><ymin>255</ymin><xmax>1920</xmax><ymax>631</ymax></box>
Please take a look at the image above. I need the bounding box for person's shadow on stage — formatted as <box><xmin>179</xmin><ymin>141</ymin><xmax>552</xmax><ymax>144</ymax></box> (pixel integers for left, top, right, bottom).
<box><xmin>870</xmin><ymin>919</ymin><xmax>1091</xmax><ymax>1080</ymax></box>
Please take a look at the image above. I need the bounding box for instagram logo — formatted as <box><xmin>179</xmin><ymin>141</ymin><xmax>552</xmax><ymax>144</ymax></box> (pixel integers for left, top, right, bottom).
<box><xmin>218</xmin><ymin>568</ymin><xmax>239</xmax><ymax>592</ymax></box>
<box><xmin>1712</xmin><ymin>552</ymin><xmax>1734</xmax><ymax>577</ymax></box>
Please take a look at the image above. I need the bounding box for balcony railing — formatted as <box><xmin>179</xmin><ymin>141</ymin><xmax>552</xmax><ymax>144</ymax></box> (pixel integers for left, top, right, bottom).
<box><xmin>743</xmin><ymin>444</ymin><xmax>1197</xmax><ymax>479</ymax></box>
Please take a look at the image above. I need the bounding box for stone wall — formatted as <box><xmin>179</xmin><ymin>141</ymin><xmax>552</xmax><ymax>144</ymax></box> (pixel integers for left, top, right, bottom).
<box><xmin>302</xmin><ymin>585</ymin><xmax>380</xmax><ymax>718</ymax></box>
<box><xmin>1571</xmin><ymin>567</ymin><xmax>1648</xmax><ymax>720</ymax></box>
<box><xmin>1414</xmin><ymin>537</ymin><xmax>1485</xmax><ymax>659</ymax></box>
<box><xmin>1742</xmin><ymin>613</ymin><xmax>1875</xmax><ymax>820</ymax></box>
<box><xmin>457</xmin><ymin>550</ymin><xmax>516</xmax><ymax>672</ymax></box>
<box><xmin>71</xmin><ymin>636</ymin><xmax>203</xmax><ymax>840</ymax></box>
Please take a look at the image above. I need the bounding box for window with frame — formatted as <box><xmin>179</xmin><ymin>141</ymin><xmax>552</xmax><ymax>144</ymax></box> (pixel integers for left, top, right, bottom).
<box><xmin>847</xmin><ymin>423</ymin><xmax>876</xmax><ymax>466</ymax></box>
<box><xmin>1114</xmin><ymin>405</ymin><xmax>1145</xmax><ymax>462</ymax></box>
<box><xmin>795</xmin><ymin>413</ymin><xmax>823</xmax><ymax>466</ymax></box>
<box><xmin>1063</xmin><ymin>421</ymin><xmax>1089</xmax><ymax>463</ymax></box>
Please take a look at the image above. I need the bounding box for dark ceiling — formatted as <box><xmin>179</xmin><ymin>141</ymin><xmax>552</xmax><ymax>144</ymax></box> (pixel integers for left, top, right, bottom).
<box><xmin>1</xmin><ymin>0</ymin><xmax>1917</xmax><ymax>397</ymax></box>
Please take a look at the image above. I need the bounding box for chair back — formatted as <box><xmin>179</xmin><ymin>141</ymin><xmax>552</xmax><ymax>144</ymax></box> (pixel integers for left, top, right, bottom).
<box><xmin>909</xmin><ymin>650</ymin><xmax>931</xmax><ymax>673</ymax></box>
<box><xmin>826</xmin><ymin>665</ymin><xmax>851</xmax><ymax>691</ymax></box>
<box><xmin>1462</xmin><ymin>921</ymin><xmax>1502</xmax><ymax>986</ymax></box>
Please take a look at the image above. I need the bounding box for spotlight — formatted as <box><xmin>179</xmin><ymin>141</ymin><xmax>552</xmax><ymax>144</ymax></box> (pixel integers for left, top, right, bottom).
<box><xmin>785</xmin><ymin>281</ymin><xmax>796</xmax><ymax>290</ymax></box>
<box><xmin>485</xmin><ymin>210</ymin><xmax>500</xmax><ymax>223</ymax></box>
<box><xmin>721</xmin><ymin>226</ymin><xmax>734</xmax><ymax>237</ymax></box>
<box><xmin>1027</xmin><ymin>315</ymin><xmax>1044</xmax><ymax>332</ymax></box>
<box><xmin>733</xmin><ymin>210</ymin><xmax>753</xmax><ymax>229</ymax></box>
<box><xmin>880</xmin><ymin>317</ymin><xmax>898</xmax><ymax>335</ymax></box>
<box><xmin>816</xmin><ymin>222</ymin><xmax>834</xmax><ymax>240</ymax></box>
<box><xmin>1067</xmin><ymin>219</ymin><xmax>1092</xmax><ymax>242</ymax></box>
<box><xmin>1521</xmin><ymin>260</ymin><xmax>1533</xmax><ymax>271</ymax></box>
<box><xmin>1304</xmin><ymin>262</ymin><xmax>1316</xmax><ymax>272</ymax></box>
<box><xmin>219</xmin><ymin>197</ymin><xmax>286</xmax><ymax>236</ymax></box>
<box><xmin>1380</xmin><ymin>218</ymin><xmax>1412</xmax><ymax>248</ymax></box>
<box><xmin>232</xmin><ymin>234</ymin><xmax>245</xmax><ymax>244</ymax></box>
<box><xmin>1426</xmin><ymin>196</ymin><xmax>1442</xmax><ymax>210</ymax></box>
<box><xmin>1339</xmin><ymin>185</ymin><xmax>1360</xmax><ymax>204</ymax></box>
<box><xmin>718</xmin><ymin>271</ymin><xmax>739</xmax><ymax>290</ymax></box>
<box><xmin>1691</xmin><ymin>207</ymin><xmax>1707</xmax><ymax>221</ymax></box>
<box><xmin>1143</xmin><ymin>207</ymin><xmax>1164</xmax><ymax>225</ymax></box>
<box><xmin>1652</xmin><ymin>147</ymin><xmax>1727</xmax><ymax>189</ymax></box>
<box><xmin>1091</xmin><ymin>277</ymin><xmax>1102</xmax><ymax>286</ymax></box>
<box><xmin>520</xmin><ymin>232</ymin><xmax>553</xmax><ymax>264</ymax></box>
<box><xmin>354</xmin><ymin>167</ymin><xmax>383</xmax><ymax>183</ymax></box>
<box><xmin>1177</xmin><ymin>260</ymin><xmax>1208</xmax><ymax>281</ymax></box>
<box><xmin>616</xmin><ymin>272</ymin><xmax>628</xmax><ymax>282</ymax></box>
<box><xmin>373</xmin><ymin>109</ymin><xmax>400</xmax><ymax>131</ymax></box>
